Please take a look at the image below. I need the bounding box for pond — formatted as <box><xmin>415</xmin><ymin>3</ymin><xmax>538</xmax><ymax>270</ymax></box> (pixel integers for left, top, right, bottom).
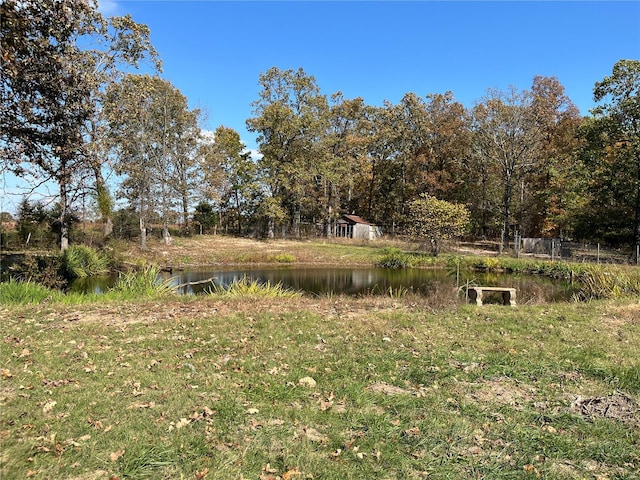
<box><xmin>70</xmin><ymin>266</ymin><xmax>578</xmax><ymax>304</ymax></box>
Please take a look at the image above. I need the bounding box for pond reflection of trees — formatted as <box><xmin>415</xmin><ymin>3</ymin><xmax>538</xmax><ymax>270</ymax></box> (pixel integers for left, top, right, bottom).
<box><xmin>163</xmin><ymin>267</ymin><xmax>576</xmax><ymax>303</ymax></box>
<box><xmin>71</xmin><ymin>267</ymin><xmax>576</xmax><ymax>303</ymax></box>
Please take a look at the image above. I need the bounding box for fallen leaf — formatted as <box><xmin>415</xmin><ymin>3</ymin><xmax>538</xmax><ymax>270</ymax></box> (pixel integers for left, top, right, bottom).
<box><xmin>110</xmin><ymin>449</ymin><xmax>124</xmax><ymax>462</ymax></box>
<box><xmin>298</xmin><ymin>376</ymin><xmax>317</xmax><ymax>388</ymax></box>
<box><xmin>262</xmin><ymin>463</ymin><xmax>278</xmax><ymax>474</ymax></box>
<box><xmin>42</xmin><ymin>400</ymin><xmax>57</xmax><ymax>414</ymax></box>
<box><xmin>195</xmin><ymin>468</ymin><xmax>209</xmax><ymax>479</ymax></box>
<box><xmin>175</xmin><ymin>418</ymin><xmax>190</xmax><ymax>429</ymax></box>
<box><xmin>127</xmin><ymin>401</ymin><xmax>155</xmax><ymax>409</ymax></box>
<box><xmin>282</xmin><ymin>467</ymin><xmax>302</xmax><ymax>479</ymax></box>
<box><xmin>202</xmin><ymin>406</ymin><xmax>215</xmax><ymax>417</ymax></box>
<box><xmin>1</xmin><ymin>369</ymin><xmax>13</xmax><ymax>379</ymax></box>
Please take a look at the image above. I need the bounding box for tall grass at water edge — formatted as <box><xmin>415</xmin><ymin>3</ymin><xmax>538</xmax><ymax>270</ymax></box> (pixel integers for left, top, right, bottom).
<box><xmin>378</xmin><ymin>250</ymin><xmax>640</xmax><ymax>300</ymax></box>
<box><xmin>207</xmin><ymin>276</ymin><xmax>301</xmax><ymax>298</ymax></box>
<box><xmin>574</xmin><ymin>264</ymin><xmax>640</xmax><ymax>300</ymax></box>
<box><xmin>1</xmin><ymin>265</ymin><xmax>176</xmax><ymax>305</ymax></box>
<box><xmin>108</xmin><ymin>265</ymin><xmax>177</xmax><ymax>298</ymax></box>
<box><xmin>0</xmin><ymin>278</ymin><xmax>64</xmax><ymax>305</ymax></box>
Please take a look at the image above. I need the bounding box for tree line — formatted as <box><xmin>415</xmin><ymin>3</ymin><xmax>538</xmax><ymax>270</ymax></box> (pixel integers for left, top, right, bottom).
<box><xmin>2</xmin><ymin>0</ymin><xmax>639</xmax><ymax>252</ymax></box>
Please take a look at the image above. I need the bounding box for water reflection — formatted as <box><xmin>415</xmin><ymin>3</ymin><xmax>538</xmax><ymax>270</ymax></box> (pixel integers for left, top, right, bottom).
<box><xmin>166</xmin><ymin>267</ymin><xmax>576</xmax><ymax>303</ymax></box>
<box><xmin>71</xmin><ymin>267</ymin><xmax>577</xmax><ymax>303</ymax></box>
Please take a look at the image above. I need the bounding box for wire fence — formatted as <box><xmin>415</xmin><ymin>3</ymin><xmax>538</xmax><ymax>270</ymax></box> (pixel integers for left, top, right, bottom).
<box><xmin>518</xmin><ymin>238</ymin><xmax>639</xmax><ymax>265</ymax></box>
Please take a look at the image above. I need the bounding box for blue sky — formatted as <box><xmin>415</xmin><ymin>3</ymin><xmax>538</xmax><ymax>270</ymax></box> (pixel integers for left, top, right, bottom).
<box><xmin>1</xmin><ymin>0</ymin><xmax>639</xmax><ymax>215</ymax></box>
<box><xmin>100</xmin><ymin>0</ymin><xmax>640</xmax><ymax>148</ymax></box>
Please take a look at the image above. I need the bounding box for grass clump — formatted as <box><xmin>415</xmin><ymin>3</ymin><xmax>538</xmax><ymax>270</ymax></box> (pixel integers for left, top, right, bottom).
<box><xmin>207</xmin><ymin>276</ymin><xmax>301</xmax><ymax>298</ymax></box>
<box><xmin>108</xmin><ymin>265</ymin><xmax>176</xmax><ymax>298</ymax></box>
<box><xmin>0</xmin><ymin>279</ymin><xmax>63</xmax><ymax>305</ymax></box>
<box><xmin>574</xmin><ymin>264</ymin><xmax>640</xmax><ymax>300</ymax></box>
<box><xmin>273</xmin><ymin>253</ymin><xmax>296</xmax><ymax>263</ymax></box>
<box><xmin>62</xmin><ymin>244</ymin><xmax>109</xmax><ymax>278</ymax></box>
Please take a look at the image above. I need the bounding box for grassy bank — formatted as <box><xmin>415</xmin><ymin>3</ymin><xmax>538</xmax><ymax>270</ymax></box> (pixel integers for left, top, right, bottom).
<box><xmin>2</xmin><ymin>236</ymin><xmax>639</xmax><ymax>478</ymax></box>
<box><xmin>2</xmin><ymin>293</ymin><xmax>639</xmax><ymax>479</ymax></box>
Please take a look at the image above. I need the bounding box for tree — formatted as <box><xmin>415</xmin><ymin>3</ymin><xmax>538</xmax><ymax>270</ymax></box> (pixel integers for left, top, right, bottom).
<box><xmin>470</xmin><ymin>87</ymin><xmax>542</xmax><ymax>250</ymax></box>
<box><xmin>579</xmin><ymin>60</ymin><xmax>640</xmax><ymax>248</ymax></box>
<box><xmin>204</xmin><ymin>126</ymin><xmax>260</xmax><ymax>235</ymax></box>
<box><xmin>1</xmin><ymin>0</ymin><xmax>102</xmax><ymax>251</ymax></box>
<box><xmin>192</xmin><ymin>202</ymin><xmax>218</xmax><ymax>234</ymax></box>
<box><xmin>104</xmin><ymin>74</ymin><xmax>200</xmax><ymax>247</ymax></box>
<box><xmin>1</xmin><ymin>1</ymin><xmax>160</xmax><ymax>248</ymax></box>
<box><xmin>16</xmin><ymin>198</ymin><xmax>51</xmax><ymax>246</ymax></box>
<box><xmin>247</xmin><ymin>67</ymin><xmax>328</xmax><ymax>238</ymax></box>
<box><xmin>317</xmin><ymin>93</ymin><xmax>370</xmax><ymax>236</ymax></box>
<box><xmin>415</xmin><ymin>92</ymin><xmax>470</xmax><ymax>203</ymax></box>
<box><xmin>407</xmin><ymin>194</ymin><xmax>470</xmax><ymax>256</ymax></box>
<box><xmin>522</xmin><ymin>76</ymin><xmax>583</xmax><ymax>238</ymax></box>
<box><xmin>360</xmin><ymin>102</ymin><xmax>403</xmax><ymax>228</ymax></box>
<box><xmin>84</xmin><ymin>15</ymin><xmax>161</xmax><ymax>237</ymax></box>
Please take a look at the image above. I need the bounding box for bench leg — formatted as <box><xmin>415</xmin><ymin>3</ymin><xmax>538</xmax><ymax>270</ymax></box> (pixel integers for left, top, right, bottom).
<box><xmin>468</xmin><ymin>288</ymin><xmax>483</xmax><ymax>306</ymax></box>
<box><xmin>502</xmin><ymin>291</ymin><xmax>517</xmax><ymax>306</ymax></box>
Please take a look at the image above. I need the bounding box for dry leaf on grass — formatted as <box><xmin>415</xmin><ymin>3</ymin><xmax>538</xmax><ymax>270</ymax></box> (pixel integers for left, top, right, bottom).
<box><xmin>109</xmin><ymin>449</ymin><xmax>124</xmax><ymax>462</ymax></box>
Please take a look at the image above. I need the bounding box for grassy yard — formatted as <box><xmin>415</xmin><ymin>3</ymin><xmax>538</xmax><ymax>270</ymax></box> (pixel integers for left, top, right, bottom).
<box><xmin>1</xmin><ymin>237</ymin><xmax>639</xmax><ymax>479</ymax></box>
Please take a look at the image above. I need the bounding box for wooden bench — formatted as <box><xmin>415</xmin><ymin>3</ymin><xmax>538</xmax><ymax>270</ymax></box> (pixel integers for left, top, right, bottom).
<box><xmin>467</xmin><ymin>286</ymin><xmax>517</xmax><ymax>306</ymax></box>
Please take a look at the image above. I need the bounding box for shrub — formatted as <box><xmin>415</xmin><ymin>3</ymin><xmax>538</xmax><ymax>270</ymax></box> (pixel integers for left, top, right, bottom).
<box><xmin>377</xmin><ymin>247</ymin><xmax>413</xmax><ymax>269</ymax></box>
<box><xmin>63</xmin><ymin>245</ymin><xmax>109</xmax><ymax>278</ymax></box>
<box><xmin>7</xmin><ymin>255</ymin><xmax>66</xmax><ymax>289</ymax></box>
<box><xmin>474</xmin><ymin>257</ymin><xmax>500</xmax><ymax>270</ymax></box>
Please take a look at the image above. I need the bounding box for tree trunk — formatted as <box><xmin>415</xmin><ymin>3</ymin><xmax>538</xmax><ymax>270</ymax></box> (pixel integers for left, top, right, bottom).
<box><xmin>366</xmin><ymin>158</ymin><xmax>377</xmax><ymax>219</ymax></box>
<box><xmin>294</xmin><ymin>203</ymin><xmax>301</xmax><ymax>238</ymax></box>
<box><xmin>104</xmin><ymin>217</ymin><xmax>113</xmax><ymax>237</ymax></box>
<box><xmin>235</xmin><ymin>190</ymin><xmax>241</xmax><ymax>235</ymax></box>
<box><xmin>181</xmin><ymin>192</ymin><xmax>190</xmax><ymax>236</ymax></box>
<box><xmin>162</xmin><ymin>221</ymin><xmax>171</xmax><ymax>245</ymax></box>
<box><xmin>140</xmin><ymin>218</ymin><xmax>147</xmax><ymax>249</ymax></box>
<box><xmin>59</xmin><ymin>162</ymin><xmax>70</xmax><ymax>252</ymax></box>
<box><xmin>431</xmin><ymin>237</ymin><xmax>439</xmax><ymax>257</ymax></box>
<box><xmin>635</xmin><ymin>153</ymin><xmax>640</xmax><ymax>260</ymax></box>
<box><xmin>267</xmin><ymin>216</ymin><xmax>275</xmax><ymax>239</ymax></box>
<box><xmin>502</xmin><ymin>174</ymin><xmax>513</xmax><ymax>252</ymax></box>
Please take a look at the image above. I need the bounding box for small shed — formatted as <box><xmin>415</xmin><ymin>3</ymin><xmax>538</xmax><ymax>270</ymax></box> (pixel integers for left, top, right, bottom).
<box><xmin>336</xmin><ymin>214</ymin><xmax>382</xmax><ymax>240</ymax></box>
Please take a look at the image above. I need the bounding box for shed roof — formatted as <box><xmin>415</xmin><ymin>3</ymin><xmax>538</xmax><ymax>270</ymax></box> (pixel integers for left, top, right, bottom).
<box><xmin>341</xmin><ymin>214</ymin><xmax>372</xmax><ymax>225</ymax></box>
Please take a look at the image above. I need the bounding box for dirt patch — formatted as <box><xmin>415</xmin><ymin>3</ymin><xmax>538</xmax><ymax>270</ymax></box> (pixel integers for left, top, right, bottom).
<box><xmin>463</xmin><ymin>377</ymin><xmax>538</xmax><ymax>409</ymax></box>
<box><xmin>571</xmin><ymin>393</ymin><xmax>640</xmax><ymax>427</ymax></box>
<box><xmin>601</xmin><ymin>303</ymin><xmax>640</xmax><ymax>328</ymax></box>
<box><xmin>367</xmin><ymin>382</ymin><xmax>413</xmax><ymax>396</ymax></box>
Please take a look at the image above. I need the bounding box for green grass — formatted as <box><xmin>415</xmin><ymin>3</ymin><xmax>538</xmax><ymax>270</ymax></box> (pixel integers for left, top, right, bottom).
<box><xmin>0</xmin><ymin>278</ymin><xmax>64</xmax><ymax>304</ymax></box>
<box><xmin>1</xmin><ymin>296</ymin><xmax>639</xmax><ymax>479</ymax></box>
<box><xmin>207</xmin><ymin>276</ymin><xmax>302</xmax><ymax>298</ymax></box>
<box><xmin>273</xmin><ymin>253</ymin><xmax>296</xmax><ymax>263</ymax></box>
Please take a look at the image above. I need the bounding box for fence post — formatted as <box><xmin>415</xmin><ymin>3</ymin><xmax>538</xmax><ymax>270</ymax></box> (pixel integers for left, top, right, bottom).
<box><xmin>551</xmin><ymin>239</ymin><xmax>555</xmax><ymax>261</ymax></box>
